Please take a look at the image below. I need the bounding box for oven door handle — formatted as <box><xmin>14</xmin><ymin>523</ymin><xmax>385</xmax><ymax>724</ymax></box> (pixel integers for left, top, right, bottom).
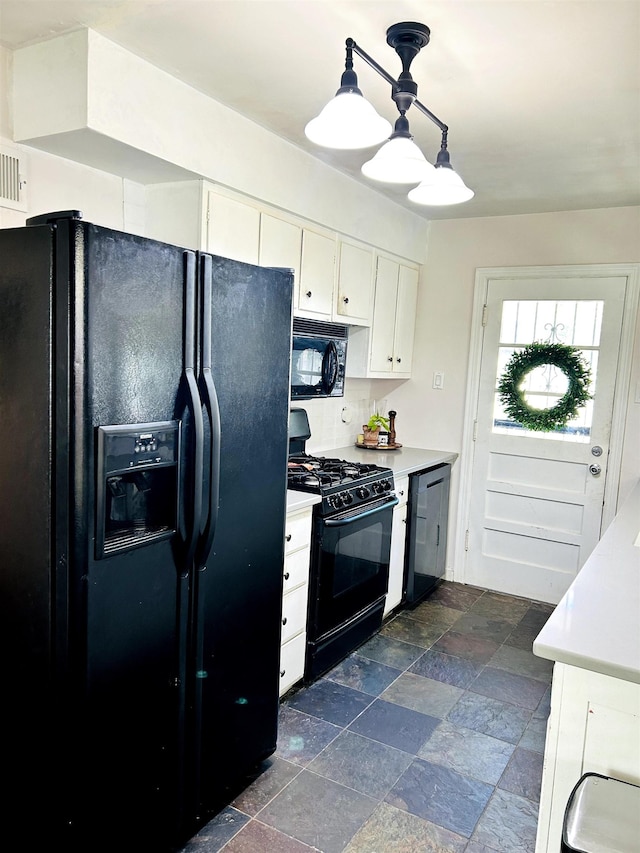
<box><xmin>323</xmin><ymin>496</ymin><xmax>399</xmax><ymax>527</ymax></box>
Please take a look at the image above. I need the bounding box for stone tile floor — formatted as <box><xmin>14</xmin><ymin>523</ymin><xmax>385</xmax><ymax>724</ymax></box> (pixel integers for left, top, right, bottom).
<box><xmin>180</xmin><ymin>581</ymin><xmax>554</xmax><ymax>853</ymax></box>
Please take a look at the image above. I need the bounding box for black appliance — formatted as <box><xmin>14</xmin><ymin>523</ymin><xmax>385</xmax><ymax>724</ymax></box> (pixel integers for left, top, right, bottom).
<box><xmin>0</xmin><ymin>211</ymin><xmax>294</xmax><ymax>851</ymax></box>
<box><xmin>405</xmin><ymin>464</ymin><xmax>451</xmax><ymax>605</ymax></box>
<box><xmin>287</xmin><ymin>410</ymin><xmax>397</xmax><ymax>680</ymax></box>
<box><xmin>291</xmin><ymin>317</ymin><xmax>347</xmax><ymax>399</ymax></box>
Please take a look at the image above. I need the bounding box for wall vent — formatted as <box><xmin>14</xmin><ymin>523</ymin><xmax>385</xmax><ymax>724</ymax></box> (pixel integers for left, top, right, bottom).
<box><xmin>0</xmin><ymin>145</ymin><xmax>27</xmax><ymax>211</ymax></box>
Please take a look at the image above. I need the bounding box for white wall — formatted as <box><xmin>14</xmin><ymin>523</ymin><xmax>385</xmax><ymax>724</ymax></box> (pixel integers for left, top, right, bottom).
<box><xmin>386</xmin><ymin>206</ymin><xmax>640</xmax><ymax>560</ymax></box>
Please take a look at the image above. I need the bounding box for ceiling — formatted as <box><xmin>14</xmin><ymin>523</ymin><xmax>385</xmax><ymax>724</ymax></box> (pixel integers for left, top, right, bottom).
<box><xmin>0</xmin><ymin>0</ymin><xmax>639</xmax><ymax>220</ymax></box>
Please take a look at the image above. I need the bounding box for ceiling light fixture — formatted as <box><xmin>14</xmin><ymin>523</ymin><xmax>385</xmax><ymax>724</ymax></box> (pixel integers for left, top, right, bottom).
<box><xmin>305</xmin><ymin>21</ymin><xmax>474</xmax><ymax>206</ymax></box>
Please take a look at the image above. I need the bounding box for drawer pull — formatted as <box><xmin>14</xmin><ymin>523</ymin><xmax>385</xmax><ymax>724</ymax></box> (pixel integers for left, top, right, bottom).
<box><xmin>305</xmin><ymin>290</ymin><xmax>312</xmax><ymax>298</ymax></box>
<box><xmin>285</xmin><ymin>533</ymin><xmax>292</xmax><ymax>542</ymax></box>
<box><xmin>284</xmin><ymin>572</ymin><xmax>290</xmax><ymax>580</ymax></box>
<box><xmin>280</xmin><ymin>669</ymin><xmax>285</xmax><ymax>678</ymax></box>
<box><xmin>282</xmin><ymin>617</ymin><xmax>287</xmax><ymax>626</ymax></box>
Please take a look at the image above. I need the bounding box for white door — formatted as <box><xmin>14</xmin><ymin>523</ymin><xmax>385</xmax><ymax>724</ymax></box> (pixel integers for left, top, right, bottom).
<box><xmin>465</xmin><ymin>270</ymin><xmax>630</xmax><ymax>604</ymax></box>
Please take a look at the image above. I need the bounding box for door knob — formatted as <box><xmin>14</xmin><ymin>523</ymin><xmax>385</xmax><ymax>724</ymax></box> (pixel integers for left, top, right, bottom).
<box><xmin>589</xmin><ymin>463</ymin><xmax>601</xmax><ymax>476</ymax></box>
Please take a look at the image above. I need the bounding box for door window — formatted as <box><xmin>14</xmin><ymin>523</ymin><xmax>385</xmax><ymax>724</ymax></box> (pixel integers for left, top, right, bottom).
<box><xmin>493</xmin><ymin>300</ymin><xmax>603</xmax><ymax>442</ymax></box>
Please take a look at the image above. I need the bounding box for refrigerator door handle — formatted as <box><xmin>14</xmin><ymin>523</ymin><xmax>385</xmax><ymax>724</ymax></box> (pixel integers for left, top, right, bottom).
<box><xmin>197</xmin><ymin>253</ymin><xmax>221</xmax><ymax>567</ymax></box>
<box><xmin>182</xmin><ymin>251</ymin><xmax>205</xmax><ymax>573</ymax></box>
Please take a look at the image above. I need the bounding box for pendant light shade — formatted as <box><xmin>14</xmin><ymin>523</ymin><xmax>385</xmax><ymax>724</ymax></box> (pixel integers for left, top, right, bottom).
<box><xmin>361</xmin><ymin>135</ymin><xmax>435</xmax><ymax>184</ymax></box>
<box><xmin>408</xmin><ymin>149</ymin><xmax>474</xmax><ymax>205</ymax></box>
<box><xmin>408</xmin><ymin>166</ymin><xmax>474</xmax><ymax>205</ymax></box>
<box><xmin>305</xmin><ymin>91</ymin><xmax>392</xmax><ymax>150</ymax></box>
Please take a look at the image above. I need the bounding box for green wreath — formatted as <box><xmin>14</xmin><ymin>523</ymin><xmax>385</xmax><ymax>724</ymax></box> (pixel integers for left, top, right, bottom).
<box><xmin>497</xmin><ymin>342</ymin><xmax>592</xmax><ymax>432</ymax></box>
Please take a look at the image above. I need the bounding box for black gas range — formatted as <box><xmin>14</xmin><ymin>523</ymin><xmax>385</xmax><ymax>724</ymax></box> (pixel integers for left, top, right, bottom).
<box><xmin>287</xmin><ymin>410</ymin><xmax>398</xmax><ymax>681</ymax></box>
<box><xmin>287</xmin><ymin>454</ymin><xmax>395</xmax><ymax>516</ymax></box>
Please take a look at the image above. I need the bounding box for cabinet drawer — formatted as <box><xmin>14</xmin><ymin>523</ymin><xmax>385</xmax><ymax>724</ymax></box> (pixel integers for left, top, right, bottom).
<box><xmin>281</xmin><ymin>584</ymin><xmax>308</xmax><ymax>644</ymax></box>
<box><xmin>285</xmin><ymin>510</ymin><xmax>313</xmax><ymax>555</ymax></box>
<box><xmin>284</xmin><ymin>547</ymin><xmax>310</xmax><ymax>593</ymax></box>
<box><xmin>279</xmin><ymin>632</ymin><xmax>306</xmax><ymax>696</ymax></box>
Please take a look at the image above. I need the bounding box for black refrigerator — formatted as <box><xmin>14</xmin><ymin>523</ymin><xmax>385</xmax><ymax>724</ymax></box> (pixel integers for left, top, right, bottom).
<box><xmin>0</xmin><ymin>210</ymin><xmax>294</xmax><ymax>850</ymax></box>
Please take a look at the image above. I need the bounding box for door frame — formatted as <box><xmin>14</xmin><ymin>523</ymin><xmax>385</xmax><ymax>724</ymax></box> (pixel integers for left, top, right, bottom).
<box><xmin>454</xmin><ymin>263</ymin><xmax>640</xmax><ymax>586</ymax></box>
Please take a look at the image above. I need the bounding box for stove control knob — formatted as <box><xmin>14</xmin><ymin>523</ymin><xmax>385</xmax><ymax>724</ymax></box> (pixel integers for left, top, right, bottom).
<box><xmin>333</xmin><ymin>494</ymin><xmax>344</xmax><ymax>508</ymax></box>
<box><xmin>356</xmin><ymin>486</ymin><xmax>370</xmax><ymax>499</ymax></box>
<box><xmin>342</xmin><ymin>491</ymin><xmax>353</xmax><ymax>505</ymax></box>
<box><xmin>382</xmin><ymin>479</ymin><xmax>392</xmax><ymax>491</ymax></box>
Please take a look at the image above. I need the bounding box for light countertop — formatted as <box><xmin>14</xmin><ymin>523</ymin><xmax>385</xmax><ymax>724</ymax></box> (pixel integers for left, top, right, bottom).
<box><xmin>315</xmin><ymin>445</ymin><xmax>458</xmax><ymax>479</ymax></box>
<box><xmin>533</xmin><ymin>478</ymin><xmax>640</xmax><ymax>684</ymax></box>
<box><xmin>286</xmin><ymin>490</ymin><xmax>321</xmax><ymax>514</ymax></box>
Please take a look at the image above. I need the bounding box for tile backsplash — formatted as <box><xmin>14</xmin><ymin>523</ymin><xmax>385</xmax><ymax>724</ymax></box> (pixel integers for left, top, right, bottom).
<box><xmin>293</xmin><ymin>383</ymin><xmax>389</xmax><ymax>453</ymax></box>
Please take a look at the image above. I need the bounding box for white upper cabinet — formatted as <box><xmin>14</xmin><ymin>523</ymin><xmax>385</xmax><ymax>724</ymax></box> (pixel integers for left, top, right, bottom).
<box><xmin>391</xmin><ymin>263</ymin><xmax>419</xmax><ymax>373</ymax></box>
<box><xmin>347</xmin><ymin>254</ymin><xmax>419</xmax><ymax>379</ymax></box>
<box><xmin>144</xmin><ymin>181</ymin><xmax>417</xmax><ymax>333</ymax></box>
<box><xmin>205</xmin><ymin>189</ymin><xmax>260</xmax><ymax>264</ymax></box>
<box><xmin>369</xmin><ymin>255</ymin><xmax>400</xmax><ymax>372</ymax></box>
<box><xmin>335</xmin><ymin>239</ymin><xmax>375</xmax><ymax>326</ymax></box>
<box><xmin>259</xmin><ymin>212</ymin><xmax>302</xmax><ymax>301</ymax></box>
<box><xmin>297</xmin><ymin>229</ymin><xmax>336</xmax><ymax>320</ymax></box>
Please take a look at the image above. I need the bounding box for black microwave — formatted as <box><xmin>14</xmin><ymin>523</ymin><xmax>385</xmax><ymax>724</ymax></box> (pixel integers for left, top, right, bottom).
<box><xmin>291</xmin><ymin>318</ymin><xmax>347</xmax><ymax>399</ymax></box>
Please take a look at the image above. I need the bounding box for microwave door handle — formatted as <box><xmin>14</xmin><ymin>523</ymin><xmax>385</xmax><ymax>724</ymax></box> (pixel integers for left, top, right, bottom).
<box><xmin>321</xmin><ymin>340</ymin><xmax>339</xmax><ymax>395</ymax></box>
<box><xmin>324</xmin><ymin>496</ymin><xmax>399</xmax><ymax>527</ymax></box>
<box><xmin>197</xmin><ymin>253</ymin><xmax>221</xmax><ymax>567</ymax></box>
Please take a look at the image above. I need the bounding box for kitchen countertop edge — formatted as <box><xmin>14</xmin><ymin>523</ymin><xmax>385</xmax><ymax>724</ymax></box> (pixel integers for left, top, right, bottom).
<box><xmin>286</xmin><ymin>490</ymin><xmax>322</xmax><ymax>514</ymax></box>
<box><xmin>533</xmin><ymin>478</ymin><xmax>640</xmax><ymax>685</ymax></box>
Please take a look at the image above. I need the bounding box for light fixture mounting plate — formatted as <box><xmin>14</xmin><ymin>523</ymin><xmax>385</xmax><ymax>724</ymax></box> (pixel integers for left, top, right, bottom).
<box><xmin>386</xmin><ymin>22</ymin><xmax>431</xmax><ymax>54</ymax></box>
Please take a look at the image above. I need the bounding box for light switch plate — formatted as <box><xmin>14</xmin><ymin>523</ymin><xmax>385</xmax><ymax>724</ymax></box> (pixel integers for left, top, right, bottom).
<box><xmin>433</xmin><ymin>371</ymin><xmax>444</xmax><ymax>390</ymax></box>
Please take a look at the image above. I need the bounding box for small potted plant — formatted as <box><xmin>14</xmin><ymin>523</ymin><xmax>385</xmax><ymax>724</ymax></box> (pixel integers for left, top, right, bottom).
<box><xmin>363</xmin><ymin>412</ymin><xmax>390</xmax><ymax>446</ymax></box>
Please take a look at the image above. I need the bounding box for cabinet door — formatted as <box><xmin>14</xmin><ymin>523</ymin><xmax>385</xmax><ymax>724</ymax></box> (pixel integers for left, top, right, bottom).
<box><xmin>259</xmin><ymin>213</ymin><xmax>302</xmax><ymax>304</ymax></box>
<box><xmin>369</xmin><ymin>256</ymin><xmax>399</xmax><ymax>373</ymax></box>
<box><xmin>205</xmin><ymin>190</ymin><xmax>260</xmax><ymax>264</ymax></box>
<box><xmin>385</xmin><ymin>477</ymin><xmax>409</xmax><ymax>616</ymax></box>
<box><xmin>392</xmin><ymin>265</ymin><xmax>419</xmax><ymax>375</ymax></box>
<box><xmin>336</xmin><ymin>240</ymin><xmax>374</xmax><ymax>325</ymax></box>
<box><xmin>297</xmin><ymin>229</ymin><xmax>336</xmax><ymax>318</ymax></box>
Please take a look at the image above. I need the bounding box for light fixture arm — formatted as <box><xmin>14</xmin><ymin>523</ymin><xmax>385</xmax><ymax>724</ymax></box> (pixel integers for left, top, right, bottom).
<box><xmin>347</xmin><ymin>36</ymin><xmax>449</xmax><ymax>134</ymax></box>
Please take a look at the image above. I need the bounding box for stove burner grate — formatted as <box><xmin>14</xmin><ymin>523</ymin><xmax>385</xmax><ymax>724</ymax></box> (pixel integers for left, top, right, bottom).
<box><xmin>287</xmin><ymin>453</ymin><xmax>392</xmax><ymax>493</ymax></box>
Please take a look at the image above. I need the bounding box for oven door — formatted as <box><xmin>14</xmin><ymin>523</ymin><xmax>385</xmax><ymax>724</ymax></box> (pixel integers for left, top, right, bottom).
<box><xmin>310</xmin><ymin>496</ymin><xmax>398</xmax><ymax>639</ymax></box>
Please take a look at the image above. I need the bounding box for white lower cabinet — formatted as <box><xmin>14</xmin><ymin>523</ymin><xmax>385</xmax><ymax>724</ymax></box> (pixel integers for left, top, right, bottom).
<box><xmin>535</xmin><ymin>662</ymin><xmax>640</xmax><ymax>852</ymax></box>
<box><xmin>280</xmin><ymin>507</ymin><xmax>312</xmax><ymax>697</ymax></box>
<box><xmin>385</xmin><ymin>476</ymin><xmax>409</xmax><ymax>617</ymax></box>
